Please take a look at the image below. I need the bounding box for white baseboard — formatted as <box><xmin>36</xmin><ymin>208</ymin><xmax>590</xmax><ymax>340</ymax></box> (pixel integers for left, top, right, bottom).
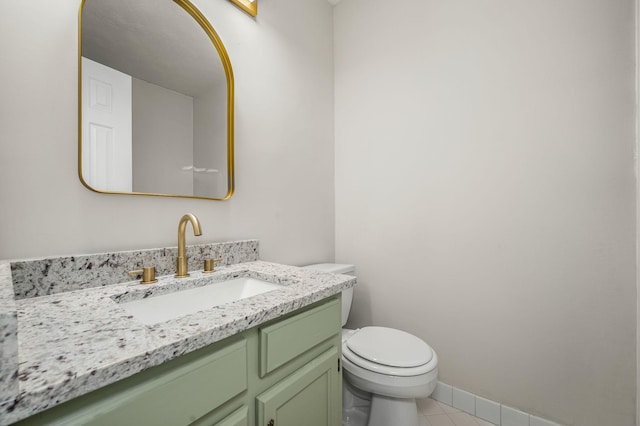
<box><xmin>431</xmin><ymin>381</ymin><xmax>563</xmax><ymax>426</ymax></box>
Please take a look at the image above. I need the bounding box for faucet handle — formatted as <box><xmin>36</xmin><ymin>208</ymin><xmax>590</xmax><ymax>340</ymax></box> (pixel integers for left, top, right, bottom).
<box><xmin>128</xmin><ymin>266</ymin><xmax>158</xmax><ymax>284</ymax></box>
<box><xmin>203</xmin><ymin>258</ymin><xmax>223</xmax><ymax>273</ymax></box>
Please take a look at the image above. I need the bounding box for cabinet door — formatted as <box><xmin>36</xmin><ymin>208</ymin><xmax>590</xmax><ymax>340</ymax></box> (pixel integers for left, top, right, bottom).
<box><xmin>256</xmin><ymin>347</ymin><xmax>341</xmax><ymax>426</ymax></box>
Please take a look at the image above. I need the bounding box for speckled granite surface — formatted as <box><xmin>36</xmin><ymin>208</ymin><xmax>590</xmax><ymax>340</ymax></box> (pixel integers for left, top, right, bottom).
<box><xmin>0</xmin><ymin>259</ymin><xmax>354</xmax><ymax>425</ymax></box>
<box><xmin>0</xmin><ymin>262</ymin><xmax>18</xmax><ymax>407</ymax></box>
<box><xmin>10</xmin><ymin>240</ymin><xmax>259</xmax><ymax>299</ymax></box>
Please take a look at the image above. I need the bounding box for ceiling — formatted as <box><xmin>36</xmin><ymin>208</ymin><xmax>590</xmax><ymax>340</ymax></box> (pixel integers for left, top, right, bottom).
<box><xmin>82</xmin><ymin>0</ymin><xmax>225</xmax><ymax>97</ymax></box>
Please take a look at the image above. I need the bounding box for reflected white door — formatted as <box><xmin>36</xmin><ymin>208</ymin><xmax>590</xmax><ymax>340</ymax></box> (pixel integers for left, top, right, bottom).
<box><xmin>81</xmin><ymin>57</ymin><xmax>132</xmax><ymax>192</ymax></box>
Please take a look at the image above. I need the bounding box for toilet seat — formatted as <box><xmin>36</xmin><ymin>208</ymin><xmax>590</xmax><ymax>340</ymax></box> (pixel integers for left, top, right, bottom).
<box><xmin>343</xmin><ymin>327</ymin><xmax>437</xmax><ymax>377</ymax></box>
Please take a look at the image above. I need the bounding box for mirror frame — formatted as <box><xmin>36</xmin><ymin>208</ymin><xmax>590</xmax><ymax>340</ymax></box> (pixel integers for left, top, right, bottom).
<box><xmin>230</xmin><ymin>0</ymin><xmax>257</xmax><ymax>17</ymax></box>
<box><xmin>78</xmin><ymin>0</ymin><xmax>235</xmax><ymax>200</ymax></box>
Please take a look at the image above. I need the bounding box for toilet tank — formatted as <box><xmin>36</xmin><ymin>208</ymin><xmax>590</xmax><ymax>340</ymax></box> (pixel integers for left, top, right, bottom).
<box><xmin>303</xmin><ymin>263</ymin><xmax>355</xmax><ymax>327</ymax></box>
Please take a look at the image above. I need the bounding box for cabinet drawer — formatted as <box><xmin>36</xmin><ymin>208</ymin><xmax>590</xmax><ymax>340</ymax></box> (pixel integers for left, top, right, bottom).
<box><xmin>259</xmin><ymin>297</ymin><xmax>340</xmax><ymax>376</ymax></box>
<box><xmin>24</xmin><ymin>338</ymin><xmax>249</xmax><ymax>426</ymax></box>
<box><xmin>95</xmin><ymin>339</ymin><xmax>247</xmax><ymax>426</ymax></box>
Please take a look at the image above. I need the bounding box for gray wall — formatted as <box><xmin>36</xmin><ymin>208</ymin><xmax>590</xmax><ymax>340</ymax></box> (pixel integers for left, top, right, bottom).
<box><xmin>0</xmin><ymin>0</ymin><xmax>335</xmax><ymax>266</ymax></box>
<box><xmin>132</xmin><ymin>77</ymin><xmax>194</xmax><ymax>195</ymax></box>
<box><xmin>334</xmin><ymin>0</ymin><xmax>636</xmax><ymax>425</ymax></box>
<box><xmin>193</xmin><ymin>81</ymin><xmax>227</xmax><ymax>198</ymax></box>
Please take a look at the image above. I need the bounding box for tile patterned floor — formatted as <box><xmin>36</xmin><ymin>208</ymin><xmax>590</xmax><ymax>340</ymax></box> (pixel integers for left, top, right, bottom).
<box><xmin>418</xmin><ymin>398</ymin><xmax>496</xmax><ymax>426</ymax></box>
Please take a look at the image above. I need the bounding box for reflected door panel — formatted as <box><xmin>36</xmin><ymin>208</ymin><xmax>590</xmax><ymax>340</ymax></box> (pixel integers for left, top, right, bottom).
<box><xmin>81</xmin><ymin>57</ymin><xmax>132</xmax><ymax>192</ymax></box>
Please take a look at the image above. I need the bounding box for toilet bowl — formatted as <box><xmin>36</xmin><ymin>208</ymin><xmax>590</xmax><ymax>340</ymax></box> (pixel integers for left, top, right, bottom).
<box><xmin>303</xmin><ymin>264</ymin><xmax>438</xmax><ymax>426</ymax></box>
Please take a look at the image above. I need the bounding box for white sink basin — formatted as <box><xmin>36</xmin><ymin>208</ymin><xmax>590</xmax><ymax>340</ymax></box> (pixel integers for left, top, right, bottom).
<box><xmin>119</xmin><ymin>277</ymin><xmax>282</xmax><ymax>325</ymax></box>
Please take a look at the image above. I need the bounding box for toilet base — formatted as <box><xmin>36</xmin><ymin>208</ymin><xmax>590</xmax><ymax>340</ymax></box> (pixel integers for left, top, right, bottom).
<box><xmin>343</xmin><ymin>377</ymin><xmax>371</xmax><ymax>426</ymax></box>
<box><xmin>368</xmin><ymin>395</ymin><xmax>419</xmax><ymax>426</ymax></box>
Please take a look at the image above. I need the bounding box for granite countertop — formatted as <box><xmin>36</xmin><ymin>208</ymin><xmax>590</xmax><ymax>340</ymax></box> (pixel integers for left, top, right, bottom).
<box><xmin>1</xmin><ymin>260</ymin><xmax>354</xmax><ymax>425</ymax></box>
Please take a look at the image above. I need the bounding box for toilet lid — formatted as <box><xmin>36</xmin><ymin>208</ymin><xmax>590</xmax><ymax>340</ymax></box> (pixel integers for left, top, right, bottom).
<box><xmin>346</xmin><ymin>326</ymin><xmax>433</xmax><ymax>368</ymax></box>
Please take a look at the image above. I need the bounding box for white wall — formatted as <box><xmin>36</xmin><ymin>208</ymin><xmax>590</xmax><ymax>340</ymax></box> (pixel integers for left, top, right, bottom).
<box><xmin>0</xmin><ymin>0</ymin><xmax>335</xmax><ymax>265</ymax></box>
<box><xmin>334</xmin><ymin>1</ymin><xmax>636</xmax><ymax>425</ymax></box>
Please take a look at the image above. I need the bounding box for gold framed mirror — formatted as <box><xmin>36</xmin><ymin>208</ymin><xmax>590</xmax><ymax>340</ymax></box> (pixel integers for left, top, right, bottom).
<box><xmin>78</xmin><ymin>0</ymin><xmax>234</xmax><ymax>200</ymax></box>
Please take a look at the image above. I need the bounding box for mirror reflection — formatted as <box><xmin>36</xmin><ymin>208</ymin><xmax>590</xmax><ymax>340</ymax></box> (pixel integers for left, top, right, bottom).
<box><xmin>79</xmin><ymin>0</ymin><xmax>234</xmax><ymax>200</ymax></box>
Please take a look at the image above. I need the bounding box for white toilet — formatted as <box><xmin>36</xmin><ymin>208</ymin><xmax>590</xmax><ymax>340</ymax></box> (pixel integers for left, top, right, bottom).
<box><xmin>304</xmin><ymin>264</ymin><xmax>438</xmax><ymax>426</ymax></box>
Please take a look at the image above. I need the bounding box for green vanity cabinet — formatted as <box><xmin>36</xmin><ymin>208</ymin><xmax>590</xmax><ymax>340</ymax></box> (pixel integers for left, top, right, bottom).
<box><xmin>14</xmin><ymin>295</ymin><xmax>342</xmax><ymax>426</ymax></box>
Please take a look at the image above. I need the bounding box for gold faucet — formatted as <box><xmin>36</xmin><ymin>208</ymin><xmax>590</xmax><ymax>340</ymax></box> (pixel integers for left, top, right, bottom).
<box><xmin>175</xmin><ymin>213</ymin><xmax>203</xmax><ymax>278</ymax></box>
